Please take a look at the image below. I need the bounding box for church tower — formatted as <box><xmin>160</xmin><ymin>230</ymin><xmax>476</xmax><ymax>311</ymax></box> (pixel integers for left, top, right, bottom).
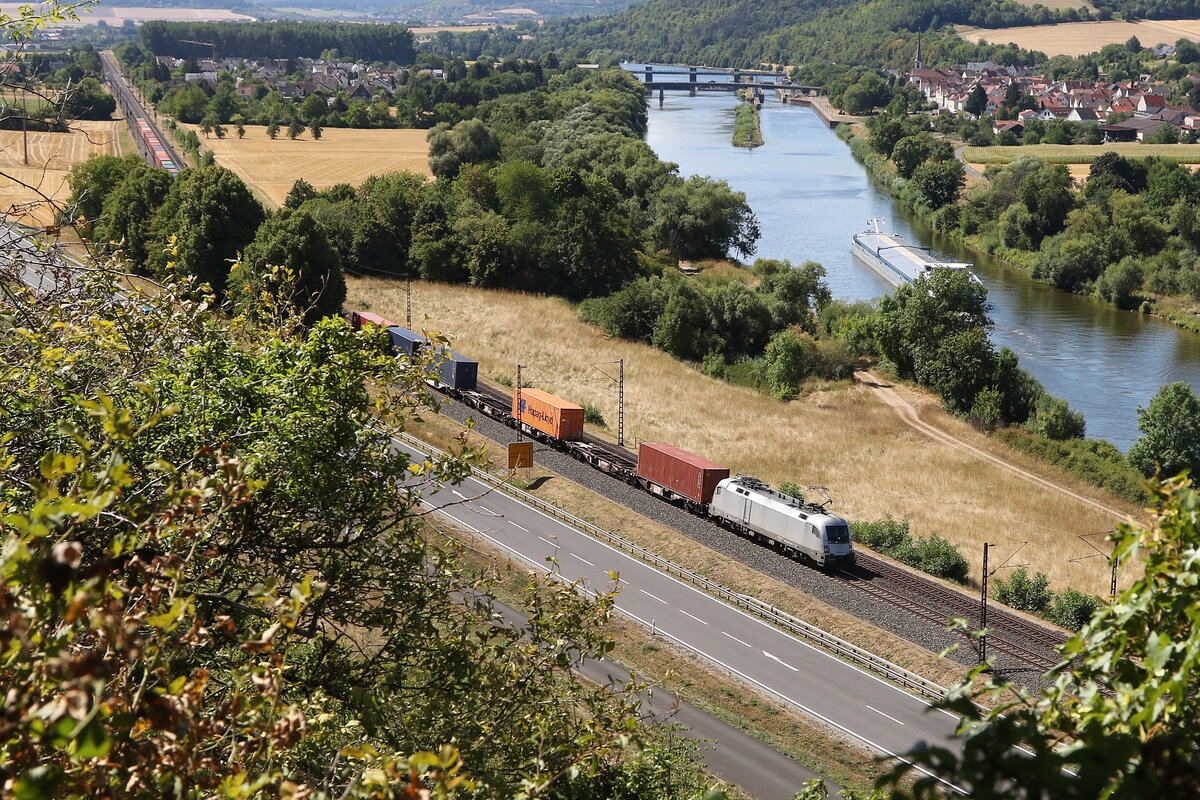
<box><xmin>914</xmin><ymin>33</ymin><xmax>924</xmax><ymax>70</ymax></box>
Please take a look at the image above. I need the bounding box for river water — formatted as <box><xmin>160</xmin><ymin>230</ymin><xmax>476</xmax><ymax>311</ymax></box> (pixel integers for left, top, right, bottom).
<box><xmin>639</xmin><ymin>88</ymin><xmax>1200</xmax><ymax>450</ymax></box>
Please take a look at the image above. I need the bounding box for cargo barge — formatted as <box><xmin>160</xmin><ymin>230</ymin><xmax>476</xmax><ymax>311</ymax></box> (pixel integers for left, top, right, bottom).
<box><xmin>851</xmin><ymin>218</ymin><xmax>975</xmax><ymax>288</ymax></box>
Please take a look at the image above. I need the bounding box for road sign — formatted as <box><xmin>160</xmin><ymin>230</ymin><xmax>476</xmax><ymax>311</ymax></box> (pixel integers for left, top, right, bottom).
<box><xmin>508</xmin><ymin>441</ymin><xmax>533</xmax><ymax>470</ymax></box>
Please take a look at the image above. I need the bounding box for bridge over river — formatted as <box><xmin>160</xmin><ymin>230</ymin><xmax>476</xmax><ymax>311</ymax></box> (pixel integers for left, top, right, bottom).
<box><xmin>628</xmin><ymin>63</ymin><xmax>819</xmax><ymax>96</ymax></box>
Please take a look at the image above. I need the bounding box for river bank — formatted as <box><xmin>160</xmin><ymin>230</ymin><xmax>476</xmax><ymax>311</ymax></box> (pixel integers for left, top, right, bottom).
<box><xmin>835</xmin><ymin>124</ymin><xmax>1200</xmax><ymax>336</ymax></box>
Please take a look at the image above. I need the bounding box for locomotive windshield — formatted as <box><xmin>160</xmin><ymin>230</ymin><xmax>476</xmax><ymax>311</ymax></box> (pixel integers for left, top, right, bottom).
<box><xmin>824</xmin><ymin>524</ymin><xmax>850</xmax><ymax>544</ymax></box>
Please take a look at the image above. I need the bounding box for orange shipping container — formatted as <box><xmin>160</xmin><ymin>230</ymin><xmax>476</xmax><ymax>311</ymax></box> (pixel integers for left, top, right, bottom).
<box><xmin>512</xmin><ymin>388</ymin><xmax>585</xmax><ymax>441</ymax></box>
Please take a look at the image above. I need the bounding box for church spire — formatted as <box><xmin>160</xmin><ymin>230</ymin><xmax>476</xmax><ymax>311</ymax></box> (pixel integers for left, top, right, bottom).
<box><xmin>915</xmin><ymin>33</ymin><xmax>923</xmax><ymax>70</ymax></box>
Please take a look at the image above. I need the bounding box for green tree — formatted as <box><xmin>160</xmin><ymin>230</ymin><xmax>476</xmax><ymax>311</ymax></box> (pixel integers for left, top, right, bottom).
<box><xmin>66</xmin><ymin>153</ymin><xmax>142</xmax><ymax>228</ymax></box>
<box><xmin>964</xmin><ymin>83</ymin><xmax>988</xmax><ymax>116</ymax></box>
<box><xmin>93</xmin><ymin>162</ymin><xmax>173</xmax><ymax>270</ymax></box>
<box><xmin>428</xmin><ymin>118</ymin><xmax>501</xmax><ymax>179</ymax></box>
<box><xmin>266</xmin><ymin>120</ymin><xmax>279</xmax><ymax>139</ymax></box>
<box><xmin>1028</xmin><ymin>393</ymin><xmax>1086</xmax><ymax>440</ymax></box>
<box><xmin>652</xmin><ymin>281</ymin><xmax>716</xmax><ymax>361</ymax></box>
<box><xmin>907</xmin><ymin>160</ymin><xmax>964</xmax><ymax>210</ymax></box>
<box><xmin>764</xmin><ymin>327</ymin><xmax>818</xmax><ymax>400</ymax></box>
<box><xmin>1128</xmin><ymin>381</ymin><xmax>1200</xmax><ymax>477</ymax></box>
<box><xmin>876</xmin><ymin>269</ymin><xmax>990</xmax><ymax>382</ymax></box>
<box><xmin>284</xmin><ymin>178</ymin><xmax>318</xmax><ymax>209</ymax></box>
<box><xmin>891</xmin><ymin>134</ymin><xmax>931</xmax><ymax>179</ymax></box>
<box><xmin>884</xmin><ymin>475</ymin><xmax>1200</xmax><ymax>799</ymax></box>
<box><xmin>648</xmin><ymin>175</ymin><xmax>759</xmax><ymax>260</ymax></box>
<box><xmin>232</xmin><ymin>207</ymin><xmax>345</xmax><ymax>324</ymax></box>
<box><xmin>310</xmin><ymin>120</ymin><xmax>323</xmax><ymax>140</ymax></box>
<box><xmin>288</xmin><ymin>119</ymin><xmax>304</xmax><ymax>140</ymax></box>
<box><xmin>149</xmin><ymin>164</ymin><xmax>266</xmax><ymax>298</ymax></box>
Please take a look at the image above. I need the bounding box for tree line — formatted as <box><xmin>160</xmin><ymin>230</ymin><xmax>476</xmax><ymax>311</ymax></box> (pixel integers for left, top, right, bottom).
<box><xmin>138</xmin><ymin>20</ymin><xmax>417</xmax><ymax>63</ymax></box>
<box><xmin>67</xmin><ymin>67</ymin><xmax>757</xmax><ymax>316</ymax></box>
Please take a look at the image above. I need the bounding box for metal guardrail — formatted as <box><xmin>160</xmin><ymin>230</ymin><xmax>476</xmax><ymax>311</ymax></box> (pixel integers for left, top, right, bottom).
<box><xmin>398</xmin><ymin>431</ymin><xmax>949</xmax><ymax>702</ymax></box>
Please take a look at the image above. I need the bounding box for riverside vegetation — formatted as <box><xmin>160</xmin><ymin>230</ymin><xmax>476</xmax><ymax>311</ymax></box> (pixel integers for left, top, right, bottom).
<box><xmin>732</xmin><ymin>95</ymin><xmax>763</xmax><ymax>148</ymax></box>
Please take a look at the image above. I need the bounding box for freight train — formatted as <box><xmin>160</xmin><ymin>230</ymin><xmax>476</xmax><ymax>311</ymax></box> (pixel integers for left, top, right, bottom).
<box><xmin>135</xmin><ymin>117</ymin><xmax>180</xmax><ymax>175</ymax></box>
<box><xmin>348</xmin><ymin>310</ymin><xmax>854</xmax><ymax>568</ymax></box>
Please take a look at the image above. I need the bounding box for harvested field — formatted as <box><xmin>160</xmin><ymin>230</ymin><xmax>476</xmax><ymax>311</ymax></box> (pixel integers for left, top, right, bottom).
<box><xmin>0</xmin><ymin>120</ymin><xmax>121</xmax><ymax>226</ymax></box>
<box><xmin>957</xmin><ymin>19</ymin><xmax>1200</xmax><ymax>56</ymax></box>
<box><xmin>1014</xmin><ymin>0</ymin><xmax>1092</xmax><ymax>9</ymax></box>
<box><xmin>190</xmin><ymin>125</ymin><xmax>431</xmax><ymax>208</ymax></box>
<box><xmin>0</xmin><ymin>3</ymin><xmax>254</xmax><ymax>24</ymax></box>
<box><xmin>964</xmin><ymin>142</ymin><xmax>1200</xmax><ymax>164</ymax></box>
<box><xmin>347</xmin><ymin>277</ymin><xmax>1142</xmax><ymax>595</ymax></box>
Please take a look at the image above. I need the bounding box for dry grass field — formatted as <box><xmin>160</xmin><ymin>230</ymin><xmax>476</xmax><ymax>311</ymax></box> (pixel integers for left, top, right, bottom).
<box><xmin>0</xmin><ymin>120</ymin><xmax>121</xmax><ymax>226</ymax></box>
<box><xmin>964</xmin><ymin>142</ymin><xmax>1200</xmax><ymax>164</ymax></box>
<box><xmin>0</xmin><ymin>3</ymin><xmax>254</xmax><ymax>24</ymax></box>
<box><xmin>957</xmin><ymin>19</ymin><xmax>1200</xmax><ymax>56</ymax></box>
<box><xmin>1013</xmin><ymin>0</ymin><xmax>1092</xmax><ymax>9</ymax></box>
<box><xmin>347</xmin><ymin>277</ymin><xmax>1142</xmax><ymax>595</ymax></box>
<box><xmin>190</xmin><ymin>125</ymin><xmax>432</xmax><ymax>208</ymax></box>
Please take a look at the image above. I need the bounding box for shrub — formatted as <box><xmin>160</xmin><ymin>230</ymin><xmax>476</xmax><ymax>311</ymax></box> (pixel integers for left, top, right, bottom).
<box><xmin>778</xmin><ymin>481</ymin><xmax>805</xmax><ymax>500</ymax></box>
<box><xmin>911</xmin><ymin>533</ymin><xmax>970</xmax><ymax>582</ymax></box>
<box><xmin>582</xmin><ymin>402</ymin><xmax>606</xmax><ymax>427</ymax></box>
<box><xmin>993</xmin><ymin>567</ymin><xmax>1053</xmax><ymax>613</ymax></box>
<box><xmin>701</xmin><ymin>351</ymin><xmax>728</xmax><ymax>380</ymax></box>
<box><xmin>1046</xmin><ymin>587</ymin><xmax>1101</xmax><ymax>629</ymax></box>
<box><xmin>851</xmin><ymin>518</ymin><xmax>912</xmax><ymax>552</ymax></box>
<box><xmin>996</xmin><ymin>428</ymin><xmax>1149</xmax><ymax>505</ymax></box>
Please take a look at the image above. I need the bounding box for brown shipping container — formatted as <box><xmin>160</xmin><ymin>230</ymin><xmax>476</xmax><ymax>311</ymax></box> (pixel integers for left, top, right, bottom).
<box><xmin>512</xmin><ymin>388</ymin><xmax>585</xmax><ymax>441</ymax></box>
<box><xmin>636</xmin><ymin>442</ymin><xmax>730</xmax><ymax>505</ymax></box>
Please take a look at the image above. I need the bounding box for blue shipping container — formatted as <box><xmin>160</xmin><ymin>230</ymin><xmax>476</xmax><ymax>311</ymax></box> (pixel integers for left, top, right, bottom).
<box><xmin>434</xmin><ymin>348</ymin><xmax>478</xmax><ymax>391</ymax></box>
<box><xmin>387</xmin><ymin>326</ymin><xmax>426</xmax><ymax>357</ymax></box>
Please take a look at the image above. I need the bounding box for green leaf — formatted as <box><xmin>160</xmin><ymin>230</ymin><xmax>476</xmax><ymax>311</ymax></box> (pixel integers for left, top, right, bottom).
<box><xmin>74</xmin><ymin>718</ymin><xmax>111</xmax><ymax>760</ymax></box>
<box><xmin>13</xmin><ymin>766</ymin><xmax>62</xmax><ymax>800</ymax></box>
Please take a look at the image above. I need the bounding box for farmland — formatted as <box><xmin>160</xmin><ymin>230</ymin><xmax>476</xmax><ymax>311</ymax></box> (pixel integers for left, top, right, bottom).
<box><xmin>188</xmin><ymin>125</ymin><xmax>432</xmax><ymax>207</ymax></box>
<box><xmin>0</xmin><ymin>3</ymin><xmax>255</xmax><ymax>25</ymax></box>
<box><xmin>964</xmin><ymin>142</ymin><xmax>1200</xmax><ymax>165</ymax></box>
<box><xmin>0</xmin><ymin>120</ymin><xmax>122</xmax><ymax>226</ymax></box>
<box><xmin>957</xmin><ymin>19</ymin><xmax>1200</xmax><ymax>56</ymax></box>
<box><xmin>347</xmin><ymin>276</ymin><xmax>1139</xmax><ymax>595</ymax></box>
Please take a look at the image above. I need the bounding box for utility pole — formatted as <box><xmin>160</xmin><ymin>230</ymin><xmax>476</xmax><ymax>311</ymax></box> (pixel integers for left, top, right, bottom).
<box><xmin>515</xmin><ymin>364</ymin><xmax>524</xmax><ymax>443</ymax></box>
<box><xmin>591</xmin><ymin>359</ymin><xmax>626</xmax><ymax>447</ymax></box>
<box><xmin>980</xmin><ymin>542</ymin><xmax>992</xmax><ymax>666</ymax></box>
<box><xmin>617</xmin><ymin>358</ymin><xmax>624</xmax><ymax>447</ymax></box>
<box><xmin>405</xmin><ymin>278</ymin><xmax>412</xmax><ymax>329</ymax></box>
<box><xmin>1071</xmin><ymin>531</ymin><xmax>1119</xmax><ymax>599</ymax></box>
<box><xmin>1110</xmin><ymin>554</ymin><xmax>1119</xmax><ymax>599</ymax></box>
<box><xmin>22</xmin><ymin>114</ymin><xmax>28</xmax><ymax>166</ymax></box>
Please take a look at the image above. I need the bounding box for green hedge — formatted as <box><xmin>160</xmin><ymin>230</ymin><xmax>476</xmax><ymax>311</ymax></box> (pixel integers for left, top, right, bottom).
<box><xmin>851</xmin><ymin>518</ymin><xmax>970</xmax><ymax>583</ymax></box>
<box><xmin>996</xmin><ymin>428</ymin><xmax>1149</xmax><ymax>505</ymax></box>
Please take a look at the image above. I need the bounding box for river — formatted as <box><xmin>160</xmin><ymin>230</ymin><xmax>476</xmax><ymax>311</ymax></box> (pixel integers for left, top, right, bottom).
<box><xmin>638</xmin><ymin>87</ymin><xmax>1200</xmax><ymax>450</ymax></box>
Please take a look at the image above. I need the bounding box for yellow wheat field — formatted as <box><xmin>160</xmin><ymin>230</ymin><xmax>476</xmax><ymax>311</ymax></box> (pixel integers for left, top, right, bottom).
<box><xmin>957</xmin><ymin>19</ymin><xmax>1200</xmax><ymax>56</ymax></box>
<box><xmin>0</xmin><ymin>120</ymin><xmax>121</xmax><ymax>227</ymax></box>
<box><xmin>348</xmin><ymin>276</ymin><xmax>1143</xmax><ymax>595</ymax></box>
<box><xmin>0</xmin><ymin>4</ymin><xmax>255</xmax><ymax>25</ymax></box>
<box><xmin>188</xmin><ymin>125</ymin><xmax>432</xmax><ymax>208</ymax></box>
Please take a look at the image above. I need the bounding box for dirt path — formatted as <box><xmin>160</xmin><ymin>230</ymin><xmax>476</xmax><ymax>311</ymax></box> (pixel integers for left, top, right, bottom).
<box><xmin>855</xmin><ymin>370</ymin><xmax>1131</xmax><ymax>522</ymax></box>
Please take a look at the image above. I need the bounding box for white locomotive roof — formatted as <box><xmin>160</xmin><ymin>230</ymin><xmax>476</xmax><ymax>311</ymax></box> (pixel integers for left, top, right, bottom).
<box><xmin>718</xmin><ymin>475</ymin><xmax>840</xmax><ymax>524</ymax></box>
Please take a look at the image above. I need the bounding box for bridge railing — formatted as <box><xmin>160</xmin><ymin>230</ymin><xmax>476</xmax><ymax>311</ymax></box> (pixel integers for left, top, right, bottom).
<box><xmin>398</xmin><ymin>431</ymin><xmax>949</xmax><ymax>702</ymax></box>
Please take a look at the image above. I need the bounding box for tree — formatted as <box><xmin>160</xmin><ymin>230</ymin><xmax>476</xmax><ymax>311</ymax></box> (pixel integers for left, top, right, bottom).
<box><xmin>284</xmin><ymin>178</ymin><xmax>318</xmax><ymax>209</ymax></box>
<box><xmin>288</xmin><ymin>119</ymin><xmax>304</xmax><ymax>140</ymax></box>
<box><xmin>1033</xmin><ymin>233</ymin><xmax>1104</xmax><ymax>291</ymax></box>
<box><xmin>427</xmin><ymin>118</ymin><xmax>501</xmax><ymax>179</ymax></box>
<box><xmin>964</xmin><ymin>83</ymin><xmax>988</xmax><ymax>116</ymax></box>
<box><xmin>764</xmin><ymin>327</ymin><xmax>818</xmax><ymax>400</ymax></box>
<box><xmin>891</xmin><ymin>134</ymin><xmax>932</xmax><ymax>179</ymax></box>
<box><xmin>907</xmin><ymin>160</ymin><xmax>964</xmax><ymax>210</ymax></box>
<box><xmin>232</xmin><ymin>207</ymin><xmax>345</xmax><ymax>324</ymax></box>
<box><xmin>310</xmin><ymin>120</ymin><xmax>323</xmax><ymax>140</ymax></box>
<box><xmin>266</xmin><ymin>120</ymin><xmax>279</xmax><ymax>139</ymax></box>
<box><xmin>232</xmin><ymin>113</ymin><xmax>246</xmax><ymax>138</ymax></box>
<box><xmin>93</xmin><ymin>162</ymin><xmax>173</xmax><ymax>270</ymax></box>
<box><xmin>149</xmin><ymin>164</ymin><xmax>266</xmax><ymax>298</ymax></box>
<box><xmin>66</xmin><ymin>153</ymin><xmax>142</xmax><ymax>229</ymax></box>
<box><xmin>884</xmin><ymin>475</ymin><xmax>1200</xmax><ymax>799</ymax></box>
<box><xmin>0</xmin><ymin>267</ymin><xmax>708</xmax><ymax>799</ymax></box>
<box><xmin>648</xmin><ymin>175</ymin><xmax>759</xmax><ymax>260</ymax></box>
<box><xmin>1128</xmin><ymin>381</ymin><xmax>1200</xmax><ymax>477</ymax></box>
<box><xmin>652</xmin><ymin>281</ymin><xmax>716</xmax><ymax>361</ymax></box>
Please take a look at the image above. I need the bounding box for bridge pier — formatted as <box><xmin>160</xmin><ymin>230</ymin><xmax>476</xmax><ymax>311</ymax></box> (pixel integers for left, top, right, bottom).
<box><xmin>658</xmin><ymin>88</ymin><xmax>664</xmax><ymax>106</ymax></box>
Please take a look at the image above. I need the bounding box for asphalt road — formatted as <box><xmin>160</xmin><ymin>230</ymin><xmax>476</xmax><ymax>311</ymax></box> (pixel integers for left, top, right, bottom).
<box><xmin>398</xmin><ymin>439</ymin><xmax>964</xmax><ymax>794</ymax></box>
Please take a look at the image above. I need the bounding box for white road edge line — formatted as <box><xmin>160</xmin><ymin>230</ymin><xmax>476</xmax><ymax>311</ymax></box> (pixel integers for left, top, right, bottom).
<box><xmin>721</xmin><ymin>631</ymin><xmax>752</xmax><ymax>648</ymax></box>
<box><xmin>422</xmin><ymin>498</ymin><xmax>966</xmax><ymax>796</ymax></box>
<box><xmin>639</xmin><ymin>588</ymin><xmax>669</xmax><ymax>604</ymax></box>
<box><xmin>680</xmin><ymin>610</ymin><xmax>708</xmax><ymax>625</ymax></box>
<box><xmin>866</xmin><ymin>705</ymin><xmax>906</xmax><ymax>726</ymax></box>
<box><xmin>572</xmin><ymin>553</ymin><xmax>596</xmax><ymax>566</ymax></box>
<box><xmin>763</xmin><ymin>650</ymin><xmax>799</xmax><ymax>672</ymax></box>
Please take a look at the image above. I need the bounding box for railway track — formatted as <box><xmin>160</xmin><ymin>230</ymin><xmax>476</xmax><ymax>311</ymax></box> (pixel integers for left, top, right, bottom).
<box><xmin>840</xmin><ymin>553</ymin><xmax>1067</xmax><ymax>672</ymax></box>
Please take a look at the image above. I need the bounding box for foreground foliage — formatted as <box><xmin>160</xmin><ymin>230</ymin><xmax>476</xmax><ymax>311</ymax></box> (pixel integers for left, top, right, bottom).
<box><xmin>0</xmin><ymin>270</ymin><xmax>717</xmax><ymax>798</ymax></box>
<box><xmin>884</xmin><ymin>474</ymin><xmax>1200</xmax><ymax>798</ymax></box>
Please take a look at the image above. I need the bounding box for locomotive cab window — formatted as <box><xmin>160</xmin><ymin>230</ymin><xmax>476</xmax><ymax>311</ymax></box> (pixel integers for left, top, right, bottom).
<box><xmin>824</xmin><ymin>524</ymin><xmax>850</xmax><ymax>544</ymax></box>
